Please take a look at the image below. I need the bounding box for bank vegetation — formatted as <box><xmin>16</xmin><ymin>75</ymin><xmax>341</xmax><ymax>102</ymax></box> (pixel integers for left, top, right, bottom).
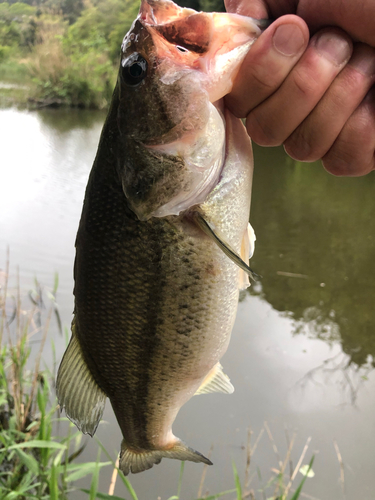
<box><xmin>0</xmin><ymin>0</ymin><xmax>224</xmax><ymax>108</ymax></box>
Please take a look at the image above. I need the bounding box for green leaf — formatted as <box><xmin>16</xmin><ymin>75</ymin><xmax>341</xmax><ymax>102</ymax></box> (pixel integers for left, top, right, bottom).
<box><xmin>89</xmin><ymin>449</ymin><xmax>101</xmax><ymax>500</ymax></box>
<box><xmin>14</xmin><ymin>448</ymin><xmax>39</xmax><ymax>475</ymax></box>
<box><xmin>66</xmin><ymin>461</ymin><xmax>111</xmax><ymax>482</ymax></box>
<box><xmin>94</xmin><ymin>438</ymin><xmax>139</xmax><ymax>500</ymax></box>
<box><xmin>290</xmin><ymin>456</ymin><xmax>315</xmax><ymax>500</ymax></box>
<box><xmin>195</xmin><ymin>490</ymin><xmax>236</xmax><ymax>500</ymax></box>
<box><xmin>49</xmin><ymin>463</ymin><xmax>59</xmax><ymax>500</ymax></box>
<box><xmin>81</xmin><ymin>491</ymin><xmax>130</xmax><ymax>500</ymax></box>
<box><xmin>7</xmin><ymin>440</ymin><xmax>67</xmax><ymax>450</ymax></box>
<box><xmin>176</xmin><ymin>461</ymin><xmax>185</xmax><ymax>499</ymax></box>
<box><xmin>232</xmin><ymin>461</ymin><xmax>242</xmax><ymax>500</ymax></box>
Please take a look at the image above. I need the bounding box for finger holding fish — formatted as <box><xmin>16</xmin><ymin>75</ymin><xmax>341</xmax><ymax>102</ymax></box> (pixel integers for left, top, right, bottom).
<box><xmin>225</xmin><ymin>15</ymin><xmax>310</xmax><ymax>118</ymax></box>
<box><xmin>243</xmin><ymin>27</ymin><xmax>353</xmax><ymax>147</ymax></box>
<box><xmin>321</xmin><ymin>86</ymin><xmax>375</xmax><ymax>176</ymax></box>
<box><xmin>284</xmin><ymin>43</ymin><xmax>375</xmax><ymax>167</ymax></box>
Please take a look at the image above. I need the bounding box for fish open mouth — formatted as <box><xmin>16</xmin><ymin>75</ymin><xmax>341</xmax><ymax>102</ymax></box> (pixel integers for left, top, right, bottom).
<box><xmin>134</xmin><ymin>1</ymin><xmax>263</xmax><ymax>218</ymax></box>
<box><xmin>118</xmin><ymin>0</ymin><xmax>264</xmax><ymax>221</ymax></box>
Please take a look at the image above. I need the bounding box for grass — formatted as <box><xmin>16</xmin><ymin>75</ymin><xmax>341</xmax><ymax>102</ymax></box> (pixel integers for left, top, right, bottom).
<box><xmin>0</xmin><ymin>257</ymin><xmax>316</xmax><ymax>499</ymax></box>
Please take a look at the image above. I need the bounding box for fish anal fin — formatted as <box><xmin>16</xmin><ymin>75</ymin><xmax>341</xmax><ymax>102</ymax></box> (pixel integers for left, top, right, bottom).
<box><xmin>195</xmin><ymin>362</ymin><xmax>234</xmax><ymax>395</ymax></box>
<box><xmin>56</xmin><ymin>321</ymin><xmax>107</xmax><ymax>437</ymax></box>
<box><xmin>120</xmin><ymin>439</ymin><xmax>212</xmax><ymax>475</ymax></box>
<box><xmin>239</xmin><ymin>223</ymin><xmax>256</xmax><ymax>290</ymax></box>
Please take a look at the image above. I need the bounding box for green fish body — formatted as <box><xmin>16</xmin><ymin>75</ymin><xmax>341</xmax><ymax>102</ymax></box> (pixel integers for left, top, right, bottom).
<box><xmin>57</xmin><ymin>0</ymin><xmax>260</xmax><ymax>475</ymax></box>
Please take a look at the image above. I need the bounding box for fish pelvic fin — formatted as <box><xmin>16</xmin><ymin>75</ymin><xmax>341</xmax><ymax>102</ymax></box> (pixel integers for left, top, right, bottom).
<box><xmin>239</xmin><ymin>222</ymin><xmax>256</xmax><ymax>290</ymax></box>
<box><xmin>195</xmin><ymin>362</ymin><xmax>234</xmax><ymax>395</ymax></box>
<box><xmin>56</xmin><ymin>321</ymin><xmax>107</xmax><ymax>437</ymax></box>
<box><xmin>194</xmin><ymin>213</ymin><xmax>261</xmax><ymax>283</ymax></box>
<box><xmin>119</xmin><ymin>440</ymin><xmax>212</xmax><ymax>475</ymax></box>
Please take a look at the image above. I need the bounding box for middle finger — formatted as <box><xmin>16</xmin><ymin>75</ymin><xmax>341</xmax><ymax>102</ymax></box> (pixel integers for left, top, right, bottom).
<box><xmin>246</xmin><ymin>28</ymin><xmax>353</xmax><ymax>146</ymax></box>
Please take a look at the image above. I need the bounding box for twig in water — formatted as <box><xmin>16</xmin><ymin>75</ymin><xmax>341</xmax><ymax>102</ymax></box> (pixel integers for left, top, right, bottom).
<box><xmin>283</xmin><ymin>436</ymin><xmax>312</xmax><ymax>498</ymax></box>
<box><xmin>272</xmin><ymin>431</ymin><xmax>296</xmax><ymax>498</ymax></box>
<box><xmin>285</xmin><ymin>428</ymin><xmax>294</xmax><ymax>480</ymax></box>
<box><xmin>251</xmin><ymin>427</ymin><xmax>264</xmax><ymax>457</ymax></box>
<box><xmin>264</xmin><ymin>421</ymin><xmax>282</xmax><ymax>469</ymax></box>
<box><xmin>333</xmin><ymin>440</ymin><xmax>346</xmax><ymax>499</ymax></box>
<box><xmin>108</xmin><ymin>456</ymin><xmax>120</xmax><ymax>496</ymax></box>
<box><xmin>197</xmin><ymin>444</ymin><xmax>213</xmax><ymax>498</ymax></box>
<box><xmin>23</xmin><ymin>306</ymin><xmax>52</xmax><ymax>430</ymax></box>
<box><xmin>276</xmin><ymin>271</ymin><xmax>308</xmax><ymax>279</ymax></box>
<box><xmin>244</xmin><ymin>427</ymin><xmax>252</xmax><ymax>491</ymax></box>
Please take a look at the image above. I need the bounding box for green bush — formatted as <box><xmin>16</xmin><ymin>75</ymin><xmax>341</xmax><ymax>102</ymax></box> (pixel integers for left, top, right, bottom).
<box><xmin>0</xmin><ymin>44</ymin><xmax>10</xmax><ymax>62</ymax></box>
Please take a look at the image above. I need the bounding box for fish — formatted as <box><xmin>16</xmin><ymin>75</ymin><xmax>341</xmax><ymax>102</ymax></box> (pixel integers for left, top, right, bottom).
<box><xmin>56</xmin><ymin>0</ymin><xmax>262</xmax><ymax>475</ymax></box>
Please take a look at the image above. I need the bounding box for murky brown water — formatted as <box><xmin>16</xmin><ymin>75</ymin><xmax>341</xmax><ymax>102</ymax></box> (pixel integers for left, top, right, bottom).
<box><xmin>1</xmin><ymin>107</ymin><xmax>375</xmax><ymax>499</ymax></box>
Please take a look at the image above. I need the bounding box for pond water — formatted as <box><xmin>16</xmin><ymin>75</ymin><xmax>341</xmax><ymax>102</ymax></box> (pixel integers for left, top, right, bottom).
<box><xmin>1</xmin><ymin>107</ymin><xmax>375</xmax><ymax>499</ymax></box>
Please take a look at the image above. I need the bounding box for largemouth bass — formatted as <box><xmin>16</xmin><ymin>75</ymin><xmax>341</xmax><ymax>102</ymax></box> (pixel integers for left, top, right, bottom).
<box><xmin>57</xmin><ymin>0</ymin><xmax>261</xmax><ymax>475</ymax></box>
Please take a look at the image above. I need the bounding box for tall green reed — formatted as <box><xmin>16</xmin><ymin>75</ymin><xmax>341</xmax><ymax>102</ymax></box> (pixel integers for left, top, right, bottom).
<box><xmin>0</xmin><ymin>261</ymin><xmax>111</xmax><ymax>499</ymax></box>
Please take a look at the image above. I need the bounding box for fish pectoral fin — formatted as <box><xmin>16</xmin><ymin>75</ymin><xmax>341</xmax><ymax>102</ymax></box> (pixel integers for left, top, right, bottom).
<box><xmin>194</xmin><ymin>213</ymin><xmax>260</xmax><ymax>283</ymax></box>
<box><xmin>120</xmin><ymin>439</ymin><xmax>212</xmax><ymax>475</ymax></box>
<box><xmin>239</xmin><ymin>223</ymin><xmax>257</xmax><ymax>290</ymax></box>
<box><xmin>195</xmin><ymin>362</ymin><xmax>234</xmax><ymax>395</ymax></box>
<box><xmin>56</xmin><ymin>321</ymin><xmax>107</xmax><ymax>437</ymax></box>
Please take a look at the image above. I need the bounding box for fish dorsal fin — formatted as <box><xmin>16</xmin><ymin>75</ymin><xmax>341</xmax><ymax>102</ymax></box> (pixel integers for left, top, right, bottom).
<box><xmin>56</xmin><ymin>321</ymin><xmax>107</xmax><ymax>437</ymax></box>
<box><xmin>239</xmin><ymin>222</ymin><xmax>257</xmax><ymax>290</ymax></box>
<box><xmin>195</xmin><ymin>362</ymin><xmax>234</xmax><ymax>395</ymax></box>
<box><xmin>194</xmin><ymin>213</ymin><xmax>260</xmax><ymax>283</ymax></box>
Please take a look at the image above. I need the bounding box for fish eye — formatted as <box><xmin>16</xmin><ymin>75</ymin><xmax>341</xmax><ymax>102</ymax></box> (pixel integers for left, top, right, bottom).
<box><xmin>121</xmin><ymin>53</ymin><xmax>148</xmax><ymax>86</ymax></box>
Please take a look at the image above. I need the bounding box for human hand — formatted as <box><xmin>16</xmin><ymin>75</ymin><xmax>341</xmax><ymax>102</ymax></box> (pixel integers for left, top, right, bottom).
<box><xmin>225</xmin><ymin>1</ymin><xmax>375</xmax><ymax>176</ymax></box>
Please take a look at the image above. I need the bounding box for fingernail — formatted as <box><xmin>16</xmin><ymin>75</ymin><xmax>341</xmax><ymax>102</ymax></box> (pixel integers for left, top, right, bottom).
<box><xmin>349</xmin><ymin>45</ymin><xmax>375</xmax><ymax>76</ymax></box>
<box><xmin>273</xmin><ymin>24</ymin><xmax>305</xmax><ymax>56</ymax></box>
<box><xmin>314</xmin><ymin>31</ymin><xmax>351</xmax><ymax>65</ymax></box>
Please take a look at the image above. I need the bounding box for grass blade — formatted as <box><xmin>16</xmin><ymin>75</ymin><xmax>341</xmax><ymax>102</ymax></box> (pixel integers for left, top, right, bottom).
<box><xmin>232</xmin><ymin>461</ymin><xmax>242</xmax><ymax>500</ymax></box>
<box><xmin>14</xmin><ymin>448</ymin><xmax>39</xmax><ymax>475</ymax></box>
<box><xmin>49</xmin><ymin>463</ymin><xmax>59</xmax><ymax>500</ymax></box>
<box><xmin>7</xmin><ymin>440</ymin><xmax>67</xmax><ymax>450</ymax></box>
<box><xmin>195</xmin><ymin>489</ymin><xmax>237</xmax><ymax>500</ymax></box>
<box><xmin>289</xmin><ymin>456</ymin><xmax>315</xmax><ymax>500</ymax></box>
<box><xmin>177</xmin><ymin>461</ymin><xmax>185</xmax><ymax>499</ymax></box>
<box><xmin>81</xmin><ymin>491</ymin><xmax>129</xmax><ymax>500</ymax></box>
<box><xmin>89</xmin><ymin>449</ymin><xmax>101</xmax><ymax>500</ymax></box>
<box><xmin>94</xmin><ymin>437</ymin><xmax>139</xmax><ymax>500</ymax></box>
<box><xmin>66</xmin><ymin>461</ymin><xmax>111</xmax><ymax>482</ymax></box>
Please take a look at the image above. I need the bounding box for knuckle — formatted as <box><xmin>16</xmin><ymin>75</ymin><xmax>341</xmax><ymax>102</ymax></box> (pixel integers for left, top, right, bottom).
<box><xmin>291</xmin><ymin>66</ymin><xmax>321</xmax><ymax>100</ymax></box>
<box><xmin>246</xmin><ymin>111</ymin><xmax>283</xmax><ymax>146</ymax></box>
<box><xmin>284</xmin><ymin>131</ymin><xmax>315</xmax><ymax>161</ymax></box>
<box><xmin>323</xmin><ymin>117</ymin><xmax>375</xmax><ymax>176</ymax></box>
<box><xmin>250</xmin><ymin>66</ymin><xmax>280</xmax><ymax>93</ymax></box>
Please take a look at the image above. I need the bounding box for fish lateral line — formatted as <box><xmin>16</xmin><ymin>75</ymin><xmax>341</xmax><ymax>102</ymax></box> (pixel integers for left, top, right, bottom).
<box><xmin>192</xmin><ymin>212</ymin><xmax>261</xmax><ymax>282</ymax></box>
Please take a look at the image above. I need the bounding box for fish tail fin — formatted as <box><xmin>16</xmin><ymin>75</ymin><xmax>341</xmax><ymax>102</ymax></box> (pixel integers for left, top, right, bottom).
<box><xmin>119</xmin><ymin>439</ymin><xmax>212</xmax><ymax>475</ymax></box>
<box><xmin>56</xmin><ymin>321</ymin><xmax>107</xmax><ymax>436</ymax></box>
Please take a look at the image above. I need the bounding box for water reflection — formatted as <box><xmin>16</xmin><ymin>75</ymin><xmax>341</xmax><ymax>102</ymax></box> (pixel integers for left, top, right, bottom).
<box><xmin>1</xmin><ymin>108</ymin><xmax>375</xmax><ymax>499</ymax></box>
<box><xmin>250</xmin><ymin>144</ymin><xmax>375</xmax><ymax>368</ymax></box>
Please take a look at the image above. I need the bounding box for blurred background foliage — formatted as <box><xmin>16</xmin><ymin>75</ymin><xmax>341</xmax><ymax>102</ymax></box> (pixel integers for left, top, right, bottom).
<box><xmin>0</xmin><ymin>0</ymin><xmax>224</xmax><ymax>108</ymax></box>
